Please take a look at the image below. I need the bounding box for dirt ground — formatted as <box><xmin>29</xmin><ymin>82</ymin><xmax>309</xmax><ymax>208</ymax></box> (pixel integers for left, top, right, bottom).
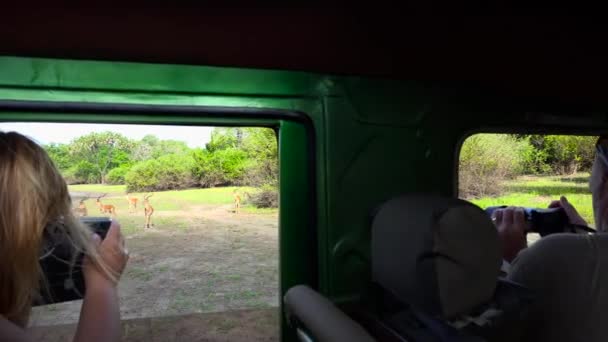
<box><xmin>29</xmin><ymin>202</ymin><xmax>279</xmax><ymax>341</ymax></box>
<box><xmin>29</xmin><ymin>309</ymin><xmax>278</xmax><ymax>342</ymax></box>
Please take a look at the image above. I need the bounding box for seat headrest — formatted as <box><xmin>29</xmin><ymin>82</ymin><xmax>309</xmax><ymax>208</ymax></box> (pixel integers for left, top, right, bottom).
<box><xmin>371</xmin><ymin>194</ymin><xmax>501</xmax><ymax>319</ymax></box>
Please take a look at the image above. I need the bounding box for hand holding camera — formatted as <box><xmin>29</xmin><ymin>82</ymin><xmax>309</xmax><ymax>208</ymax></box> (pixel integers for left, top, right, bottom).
<box><xmin>486</xmin><ymin>197</ymin><xmax>595</xmax><ymax>262</ymax></box>
<box><xmin>83</xmin><ymin>220</ymin><xmax>129</xmax><ymax>292</ymax></box>
<box><xmin>37</xmin><ymin>217</ymin><xmax>129</xmax><ymax>306</ymax></box>
<box><xmin>490</xmin><ymin>207</ymin><xmax>528</xmax><ymax>262</ymax></box>
<box><xmin>547</xmin><ymin>196</ymin><xmax>588</xmax><ymax>227</ymax></box>
<box><xmin>486</xmin><ymin>196</ymin><xmax>595</xmax><ymax>237</ymax></box>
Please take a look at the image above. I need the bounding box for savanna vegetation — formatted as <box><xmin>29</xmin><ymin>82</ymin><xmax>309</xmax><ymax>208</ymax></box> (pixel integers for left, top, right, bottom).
<box><xmin>459</xmin><ymin>134</ymin><xmax>597</xmax><ymax>198</ymax></box>
<box><xmin>31</xmin><ymin>128</ymin><xmax>281</xmax><ymax>339</ymax></box>
<box><xmin>460</xmin><ymin>134</ymin><xmax>598</xmax><ymax>226</ymax></box>
<box><xmin>44</xmin><ymin>127</ymin><xmax>278</xmax><ymax>208</ymax></box>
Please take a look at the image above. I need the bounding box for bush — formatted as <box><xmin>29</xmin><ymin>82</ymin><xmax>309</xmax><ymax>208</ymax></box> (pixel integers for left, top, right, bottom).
<box><xmin>245</xmin><ymin>185</ymin><xmax>279</xmax><ymax>208</ymax></box>
<box><xmin>106</xmin><ymin>165</ymin><xmax>131</xmax><ymax>185</ymax></box>
<box><xmin>505</xmin><ymin>134</ymin><xmax>599</xmax><ymax>175</ymax></box>
<box><xmin>520</xmin><ymin>142</ymin><xmax>553</xmax><ymax>175</ymax></box>
<box><xmin>192</xmin><ymin>148</ymin><xmax>247</xmax><ymax>187</ymax></box>
<box><xmin>62</xmin><ymin>161</ymin><xmax>99</xmax><ymax>184</ymax></box>
<box><xmin>459</xmin><ymin>134</ymin><xmax>531</xmax><ymax>198</ymax></box>
<box><xmin>62</xmin><ymin>166</ymin><xmax>84</xmax><ymax>185</ymax></box>
<box><xmin>243</xmin><ymin>158</ymin><xmax>278</xmax><ymax>187</ymax></box>
<box><xmin>125</xmin><ymin>154</ymin><xmax>196</xmax><ymax>192</ymax></box>
<box><xmin>541</xmin><ymin>135</ymin><xmax>596</xmax><ymax>175</ymax></box>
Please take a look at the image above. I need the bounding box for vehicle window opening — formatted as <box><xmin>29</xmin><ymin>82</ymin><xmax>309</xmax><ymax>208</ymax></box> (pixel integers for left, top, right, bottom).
<box><xmin>458</xmin><ymin>133</ymin><xmax>599</xmax><ymax>245</ymax></box>
<box><xmin>2</xmin><ymin>122</ymin><xmax>280</xmax><ymax>340</ymax></box>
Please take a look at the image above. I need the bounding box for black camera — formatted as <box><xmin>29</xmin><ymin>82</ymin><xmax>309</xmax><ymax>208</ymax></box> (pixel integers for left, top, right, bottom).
<box><xmin>34</xmin><ymin>217</ymin><xmax>112</xmax><ymax>306</ymax></box>
<box><xmin>485</xmin><ymin>206</ymin><xmax>594</xmax><ymax>237</ymax></box>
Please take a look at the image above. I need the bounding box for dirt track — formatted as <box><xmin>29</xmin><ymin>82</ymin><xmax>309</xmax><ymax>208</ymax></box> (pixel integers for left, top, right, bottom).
<box><xmin>29</xmin><ymin>309</ymin><xmax>278</xmax><ymax>342</ymax></box>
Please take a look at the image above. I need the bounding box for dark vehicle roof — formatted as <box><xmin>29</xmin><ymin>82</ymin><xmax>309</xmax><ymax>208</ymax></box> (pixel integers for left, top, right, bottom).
<box><xmin>1</xmin><ymin>9</ymin><xmax>606</xmax><ymax>106</ymax></box>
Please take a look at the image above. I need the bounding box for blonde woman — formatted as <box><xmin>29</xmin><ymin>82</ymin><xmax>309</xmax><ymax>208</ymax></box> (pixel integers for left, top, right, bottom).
<box><xmin>0</xmin><ymin>132</ymin><xmax>129</xmax><ymax>342</ymax></box>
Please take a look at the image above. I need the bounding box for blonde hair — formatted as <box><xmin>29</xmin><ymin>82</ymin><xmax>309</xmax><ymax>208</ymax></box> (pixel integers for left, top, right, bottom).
<box><xmin>0</xmin><ymin>132</ymin><xmax>109</xmax><ymax>326</ymax></box>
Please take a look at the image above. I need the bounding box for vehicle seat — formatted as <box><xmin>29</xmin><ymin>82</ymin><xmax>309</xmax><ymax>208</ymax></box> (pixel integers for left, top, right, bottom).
<box><xmin>284</xmin><ymin>194</ymin><xmax>533</xmax><ymax>342</ymax></box>
<box><xmin>370</xmin><ymin>194</ymin><xmax>533</xmax><ymax>341</ymax></box>
<box><xmin>372</xmin><ymin>194</ymin><xmax>501</xmax><ymax>319</ymax></box>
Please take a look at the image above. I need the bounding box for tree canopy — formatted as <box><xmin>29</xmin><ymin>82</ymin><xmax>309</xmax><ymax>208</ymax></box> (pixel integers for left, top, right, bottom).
<box><xmin>45</xmin><ymin>128</ymin><xmax>278</xmax><ymax>194</ymax></box>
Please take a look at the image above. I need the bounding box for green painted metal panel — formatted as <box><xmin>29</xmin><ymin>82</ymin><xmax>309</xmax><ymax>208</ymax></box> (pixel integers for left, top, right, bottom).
<box><xmin>278</xmin><ymin>120</ymin><xmax>316</xmax><ymax>341</ymax></box>
<box><xmin>0</xmin><ymin>56</ymin><xmax>335</xmax><ymax>97</ymax></box>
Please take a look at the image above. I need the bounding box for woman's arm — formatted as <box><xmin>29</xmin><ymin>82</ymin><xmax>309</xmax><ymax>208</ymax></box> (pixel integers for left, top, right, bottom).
<box><xmin>73</xmin><ymin>221</ymin><xmax>128</xmax><ymax>342</ymax></box>
<box><xmin>73</xmin><ymin>285</ymin><xmax>121</xmax><ymax>342</ymax></box>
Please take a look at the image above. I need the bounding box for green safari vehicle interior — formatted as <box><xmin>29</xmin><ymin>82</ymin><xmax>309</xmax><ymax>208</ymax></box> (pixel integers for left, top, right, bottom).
<box><xmin>1</xmin><ymin>9</ymin><xmax>608</xmax><ymax>342</ymax></box>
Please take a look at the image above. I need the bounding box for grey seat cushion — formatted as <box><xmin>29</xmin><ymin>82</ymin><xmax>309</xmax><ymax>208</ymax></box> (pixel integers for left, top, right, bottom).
<box><xmin>371</xmin><ymin>194</ymin><xmax>501</xmax><ymax>319</ymax></box>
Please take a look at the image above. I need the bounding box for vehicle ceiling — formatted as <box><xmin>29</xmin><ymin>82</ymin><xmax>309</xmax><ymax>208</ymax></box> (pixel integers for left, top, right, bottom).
<box><xmin>1</xmin><ymin>9</ymin><xmax>607</xmax><ymax>109</ymax></box>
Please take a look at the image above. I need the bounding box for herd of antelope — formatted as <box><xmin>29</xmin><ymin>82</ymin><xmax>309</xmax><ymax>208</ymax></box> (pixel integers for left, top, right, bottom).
<box><xmin>73</xmin><ymin>189</ymin><xmax>243</xmax><ymax>229</ymax></box>
<box><xmin>73</xmin><ymin>192</ymin><xmax>155</xmax><ymax>229</ymax></box>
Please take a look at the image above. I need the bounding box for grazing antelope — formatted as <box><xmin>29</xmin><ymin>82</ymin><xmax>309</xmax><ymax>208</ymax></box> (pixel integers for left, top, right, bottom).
<box><xmin>96</xmin><ymin>194</ymin><xmax>116</xmax><ymax>216</ymax></box>
<box><xmin>126</xmin><ymin>193</ymin><xmax>138</xmax><ymax>213</ymax></box>
<box><xmin>233</xmin><ymin>190</ymin><xmax>241</xmax><ymax>214</ymax></box>
<box><xmin>73</xmin><ymin>196</ymin><xmax>89</xmax><ymax>217</ymax></box>
<box><xmin>143</xmin><ymin>193</ymin><xmax>154</xmax><ymax>229</ymax></box>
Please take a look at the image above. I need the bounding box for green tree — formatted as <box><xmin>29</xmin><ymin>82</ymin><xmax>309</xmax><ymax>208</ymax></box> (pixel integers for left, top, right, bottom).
<box><xmin>132</xmin><ymin>135</ymin><xmax>190</xmax><ymax>161</ymax></box>
<box><xmin>153</xmin><ymin>140</ymin><xmax>190</xmax><ymax>158</ymax></box>
<box><xmin>543</xmin><ymin>135</ymin><xmax>597</xmax><ymax>174</ymax></box>
<box><xmin>192</xmin><ymin>127</ymin><xmax>278</xmax><ymax>189</ymax></box>
<box><xmin>522</xmin><ymin>135</ymin><xmax>597</xmax><ymax>175</ymax></box>
<box><xmin>241</xmin><ymin>128</ymin><xmax>278</xmax><ymax>186</ymax></box>
<box><xmin>62</xmin><ymin>161</ymin><xmax>99</xmax><ymax>184</ymax></box>
<box><xmin>45</xmin><ymin>143</ymin><xmax>71</xmax><ymax>171</ymax></box>
<box><xmin>205</xmin><ymin>128</ymin><xmax>242</xmax><ymax>152</ymax></box>
<box><xmin>70</xmin><ymin>132</ymin><xmax>134</xmax><ymax>184</ymax></box>
<box><xmin>131</xmin><ymin>134</ymin><xmax>158</xmax><ymax>161</ymax></box>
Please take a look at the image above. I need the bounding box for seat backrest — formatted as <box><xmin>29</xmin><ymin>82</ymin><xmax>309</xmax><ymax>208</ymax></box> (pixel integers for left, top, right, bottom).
<box><xmin>284</xmin><ymin>194</ymin><xmax>531</xmax><ymax>342</ymax></box>
<box><xmin>371</xmin><ymin>194</ymin><xmax>502</xmax><ymax>319</ymax></box>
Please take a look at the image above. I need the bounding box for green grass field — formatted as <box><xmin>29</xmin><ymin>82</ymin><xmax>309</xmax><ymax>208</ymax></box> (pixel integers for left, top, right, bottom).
<box><xmin>69</xmin><ymin>184</ymin><xmax>272</xmax><ymax>212</ymax></box>
<box><xmin>68</xmin><ymin>184</ymin><xmax>277</xmax><ymax>235</ymax></box>
<box><xmin>469</xmin><ymin>173</ymin><xmax>595</xmax><ymax>226</ymax></box>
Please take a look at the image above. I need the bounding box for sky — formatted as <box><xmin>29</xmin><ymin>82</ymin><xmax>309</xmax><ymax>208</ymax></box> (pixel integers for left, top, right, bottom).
<box><xmin>0</xmin><ymin>122</ymin><xmax>213</xmax><ymax>148</ymax></box>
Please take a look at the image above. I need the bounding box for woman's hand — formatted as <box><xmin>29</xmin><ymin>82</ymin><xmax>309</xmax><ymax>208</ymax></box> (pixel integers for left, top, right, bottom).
<box><xmin>75</xmin><ymin>221</ymin><xmax>128</xmax><ymax>342</ymax></box>
<box><xmin>493</xmin><ymin>206</ymin><xmax>528</xmax><ymax>263</ymax></box>
<box><xmin>83</xmin><ymin>221</ymin><xmax>129</xmax><ymax>291</ymax></box>
<box><xmin>548</xmin><ymin>196</ymin><xmax>588</xmax><ymax>226</ymax></box>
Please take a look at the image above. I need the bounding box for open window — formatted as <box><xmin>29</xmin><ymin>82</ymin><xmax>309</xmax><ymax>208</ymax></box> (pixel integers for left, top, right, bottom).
<box><xmin>0</xmin><ymin>101</ymin><xmax>316</xmax><ymax>341</ymax></box>
<box><xmin>458</xmin><ymin>133</ymin><xmax>598</xmax><ymax>244</ymax></box>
